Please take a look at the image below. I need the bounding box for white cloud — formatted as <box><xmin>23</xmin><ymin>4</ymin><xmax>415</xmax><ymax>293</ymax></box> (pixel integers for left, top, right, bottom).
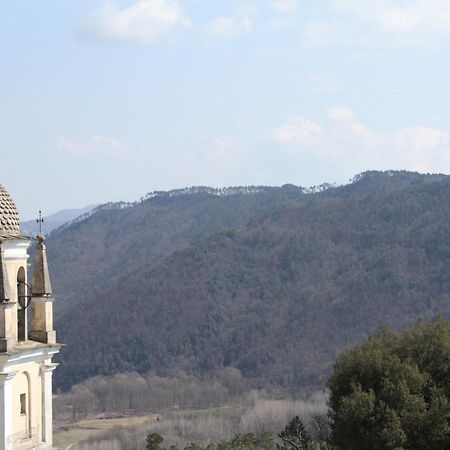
<box><xmin>270</xmin><ymin>117</ymin><xmax>322</xmax><ymax>146</ymax></box>
<box><xmin>205</xmin><ymin>16</ymin><xmax>252</xmax><ymax>37</ymax></box>
<box><xmin>302</xmin><ymin>0</ymin><xmax>450</xmax><ymax>48</ymax></box>
<box><xmin>83</xmin><ymin>0</ymin><xmax>190</xmax><ymax>45</ymax></box>
<box><xmin>179</xmin><ymin>134</ymin><xmax>238</xmax><ymax>164</ymax></box>
<box><xmin>394</xmin><ymin>126</ymin><xmax>449</xmax><ymax>152</ymax></box>
<box><xmin>380</xmin><ymin>7</ymin><xmax>418</xmax><ymax>34</ymax></box>
<box><xmin>392</xmin><ymin>127</ymin><xmax>450</xmax><ymax>171</ymax></box>
<box><xmin>237</xmin><ymin>4</ymin><xmax>259</xmax><ymax>17</ymax></box>
<box><xmin>271</xmin><ymin>0</ymin><xmax>299</xmax><ymax>14</ymax></box>
<box><xmin>57</xmin><ymin>134</ymin><xmax>129</xmax><ymax>157</ymax></box>
<box><xmin>301</xmin><ymin>21</ymin><xmax>340</xmax><ymax>47</ymax></box>
<box><xmin>204</xmin><ymin>4</ymin><xmax>257</xmax><ymax>38</ymax></box>
<box><xmin>170</xmin><ymin>134</ymin><xmax>249</xmax><ymax>187</ymax></box>
<box><xmin>270</xmin><ymin>107</ymin><xmax>450</xmax><ymax>174</ymax></box>
<box><xmin>326</xmin><ymin>106</ymin><xmax>356</xmax><ymax>122</ymax></box>
<box><xmin>208</xmin><ymin>135</ymin><xmax>236</xmax><ymax>160</ymax></box>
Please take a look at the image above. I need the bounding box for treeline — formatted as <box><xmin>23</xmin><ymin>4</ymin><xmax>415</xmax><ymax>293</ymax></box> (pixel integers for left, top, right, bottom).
<box><xmin>55</xmin><ymin>368</ymin><xmax>253</xmax><ymax>419</ymax></box>
<box><xmin>143</xmin><ymin>186</ymin><xmax>294</xmax><ymax>200</ymax></box>
<box><xmin>141</xmin><ymin>184</ymin><xmax>339</xmax><ymax>200</ymax></box>
<box><xmin>57</xmin><ymin>184</ymin><xmax>310</xmax><ymax>233</ymax></box>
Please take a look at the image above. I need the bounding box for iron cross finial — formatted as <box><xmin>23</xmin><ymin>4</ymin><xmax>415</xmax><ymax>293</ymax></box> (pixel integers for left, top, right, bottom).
<box><xmin>36</xmin><ymin>210</ymin><xmax>44</xmax><ymax>234</ymax></box>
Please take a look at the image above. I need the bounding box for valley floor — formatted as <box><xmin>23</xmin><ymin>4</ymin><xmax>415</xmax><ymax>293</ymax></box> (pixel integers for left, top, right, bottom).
<box><xmin>54</xmin><ymin>415</ymin><xmax>156</xmax><ymax>449</ymax></box>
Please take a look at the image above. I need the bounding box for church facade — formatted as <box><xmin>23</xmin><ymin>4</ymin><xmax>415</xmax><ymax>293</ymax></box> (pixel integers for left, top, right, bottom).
<box><xmin>0</xmin><ymin>185</ymin><xmax>61</xmax><ymax>450</ymax></box>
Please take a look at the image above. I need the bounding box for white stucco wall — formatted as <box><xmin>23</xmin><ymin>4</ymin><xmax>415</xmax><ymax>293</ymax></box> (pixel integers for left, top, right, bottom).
<box><xmin>10</xmin><ymin>362</ymin><xmax>42</xmax><ymax>447</ymax></box>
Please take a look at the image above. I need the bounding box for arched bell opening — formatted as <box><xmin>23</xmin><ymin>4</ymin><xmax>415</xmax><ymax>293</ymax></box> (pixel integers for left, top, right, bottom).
<box><xmin>17</xmin><ymin>266</ymin><xmax>27</xmax><ymax>342</ymax></box>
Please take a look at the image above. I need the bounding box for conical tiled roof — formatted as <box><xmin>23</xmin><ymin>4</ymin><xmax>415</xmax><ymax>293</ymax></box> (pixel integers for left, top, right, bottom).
<box><xmin>0</xmin><ymin>185</ymin><xmax>20</xmax><ymax>235</ymax></box>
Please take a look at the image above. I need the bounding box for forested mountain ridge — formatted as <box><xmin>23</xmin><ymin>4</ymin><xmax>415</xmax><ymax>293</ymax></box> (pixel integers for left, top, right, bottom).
<box><xmin>49</xmin><ymin>171</ymin><xmax>450</xmax><ymax>391</ymax></box>
<box><xmin>48</xmin><ymin>184</ymin><xmax>309</xmax><ymax>317</ymax></box>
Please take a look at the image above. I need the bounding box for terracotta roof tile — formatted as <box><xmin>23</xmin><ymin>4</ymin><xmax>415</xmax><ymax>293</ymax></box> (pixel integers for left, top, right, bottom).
<box><xmin>0</xmin><ymin>185</ymin><xmax>20</xmax><ymax>235</ymax></box>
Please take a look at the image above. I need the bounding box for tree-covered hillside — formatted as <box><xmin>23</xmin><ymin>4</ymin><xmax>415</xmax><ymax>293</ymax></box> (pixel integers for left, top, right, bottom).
<box><xmin>49</xmin><ymin>172</ymin><xmax>450</xmax><ymax>391</ymax></box>
<box><xmin>48</xmin><ymin>185</ymin><xmax>308</xmax><ymax>318</ymax></box>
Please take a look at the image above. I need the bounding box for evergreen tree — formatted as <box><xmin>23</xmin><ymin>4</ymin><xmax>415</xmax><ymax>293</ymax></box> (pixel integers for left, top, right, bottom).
<box><xmin>146</xmin><ymin>433</ymin><xmax>164</xmax><ymax>450</ymax></box>
<box><xmin>328</xmin><ymin>319</ymin><xmax>450</xmax><ymax>450</ymax></box>
<box><xmin>278</xmin><ymin>416</ymin><xmax>311</xmax><ymax>450</ymax></box>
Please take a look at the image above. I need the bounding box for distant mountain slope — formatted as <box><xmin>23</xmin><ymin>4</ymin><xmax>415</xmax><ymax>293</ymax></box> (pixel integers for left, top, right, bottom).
<box><xmin>50</xmin><ymin>172</ymin><xmax>450</xmax><ymax>391</ymax></box>
<box><xmin>48</xmin><ymin>186</ymin><xmax>310</xmax><ymax>317</ymax></box>
<box><xmin>21</xmin><ymin>204</ymin><xmax>98</xmax><ymax>236</ymax></box>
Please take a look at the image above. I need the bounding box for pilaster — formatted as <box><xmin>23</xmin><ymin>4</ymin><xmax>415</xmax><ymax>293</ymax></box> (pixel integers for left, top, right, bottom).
<box><xmin>0</xmin><ymin>371</ymin><xmax>17</xmax><ymax>450</ymax></box>
<box><xmin>0</xmin><ymin>302</ymin><xmax>17</xmax><ymax>353</ymax></box>
<box><xmin>40</xmin><ymin>364</ymin><xmax>57</xmax><ymax>448</ymax></box>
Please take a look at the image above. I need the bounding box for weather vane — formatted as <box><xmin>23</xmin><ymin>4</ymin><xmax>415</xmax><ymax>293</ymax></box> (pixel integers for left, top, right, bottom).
<box><xmin>36</xmin><ymin>210</ymin><xmax>44</xmax><ymax>234</ymax></box>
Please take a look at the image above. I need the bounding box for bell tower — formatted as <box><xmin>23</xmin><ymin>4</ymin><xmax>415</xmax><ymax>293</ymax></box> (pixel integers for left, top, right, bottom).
<box><xmin>0</xmin><ymin>185</ymin><xmax>61</xmax><ymax>450</ymax></box>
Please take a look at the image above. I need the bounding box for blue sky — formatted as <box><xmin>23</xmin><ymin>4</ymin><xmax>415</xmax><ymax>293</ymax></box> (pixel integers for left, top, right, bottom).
<box><xmin>1</xmin><ymin>0</ymin><xmax>450</xmax><ymax>219</ymax></box>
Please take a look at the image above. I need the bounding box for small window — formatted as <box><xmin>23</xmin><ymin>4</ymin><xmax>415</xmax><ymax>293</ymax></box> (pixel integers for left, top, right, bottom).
<box><xmin>20</xmin><ymin>393</ymin><xmax>26</xmax><ymax>415</ymax></box>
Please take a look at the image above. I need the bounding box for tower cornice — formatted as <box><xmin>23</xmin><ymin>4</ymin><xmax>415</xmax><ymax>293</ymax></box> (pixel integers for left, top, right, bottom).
<box><xmin>0</xmin><ymin>342</ymin><xmax>62</xmax><ymax>371</ymax></box>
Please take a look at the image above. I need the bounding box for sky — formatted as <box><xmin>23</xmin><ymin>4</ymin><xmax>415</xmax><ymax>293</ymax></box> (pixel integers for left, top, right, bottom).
<box><xmin>1</xmin><ymin>0</ymin><xmax>450</xmax><ymax>219</ymax></box>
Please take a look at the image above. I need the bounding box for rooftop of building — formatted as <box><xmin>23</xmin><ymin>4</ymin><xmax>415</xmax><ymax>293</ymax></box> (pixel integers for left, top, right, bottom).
<box><xmin>0</xmin><ymin>185</ymin><xmax>20</xmax><ymax>237</ymax></box>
